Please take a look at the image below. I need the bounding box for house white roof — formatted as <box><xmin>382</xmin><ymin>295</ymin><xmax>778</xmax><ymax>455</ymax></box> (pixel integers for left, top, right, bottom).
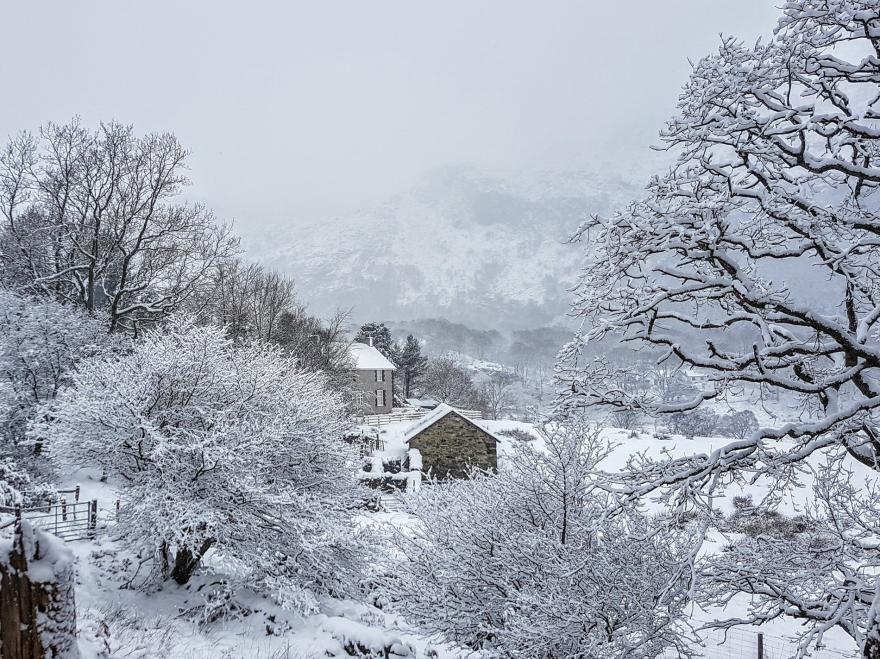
<box><xmin>402</xmin><ymin>403</ymin><xmax>499</xmax><ymax>444</ymax></box>
<box><xmin>348</xmin><ymin>342</ymin><xmax>397</xmax><ymax>371</ymax></box>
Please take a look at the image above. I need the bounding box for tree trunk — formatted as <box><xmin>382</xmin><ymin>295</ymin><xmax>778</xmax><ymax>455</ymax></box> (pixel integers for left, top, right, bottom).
<box><xmin>170</xmin><ymin>539</ymin><xmax>214</xmax><ymax>585</ymax></box>
<box><xmin>0</xmin><ymin>521</ymin><xmax>79</xmax><ymax>659</ymax></box>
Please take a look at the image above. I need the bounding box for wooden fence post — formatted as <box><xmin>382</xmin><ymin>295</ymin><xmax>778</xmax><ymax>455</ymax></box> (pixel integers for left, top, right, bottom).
<box><xmin>88</xmin><ymin>500</ymin><xmax>97</xmax><ymax>535</ymax></box>
<box><xmin>0</xmin><ymin>521</ymin><xmax>79</xmax><ymax>659</ymax></box>
<box><xmin>757</xmin><ymin>632</ymin><xmax>764</xmax><ymax>659</ymax></box>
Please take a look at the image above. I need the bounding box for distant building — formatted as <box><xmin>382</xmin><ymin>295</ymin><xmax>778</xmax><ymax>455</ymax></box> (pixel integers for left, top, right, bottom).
<box><xmin>403</xmin><ymin>404</ymin><xmax>498</xmax><ymax>479</ymax></box>
<box><xmin>348</xmin><ymin>341</ymin><xmax>396</xmax><ymax>414</ymax></box>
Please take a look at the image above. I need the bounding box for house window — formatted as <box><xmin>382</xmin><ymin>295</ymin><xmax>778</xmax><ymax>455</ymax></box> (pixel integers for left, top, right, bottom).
<box><xmin>376</xmin><ymin>389</ymin><xmax>386</xmax><ymax>408</ymax></box>
<box><xmin>375</xmin><ymin>369</ymin><xmax>385</xmax><ymax>382</ymax></box>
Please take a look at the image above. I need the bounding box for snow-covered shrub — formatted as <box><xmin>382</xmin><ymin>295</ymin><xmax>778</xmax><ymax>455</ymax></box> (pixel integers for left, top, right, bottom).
<box><xmin>0</xmin><ymin>458</ymin><xmax>57</xmax><ymax>508</ymax></box>
<box><xmin>311</xmin><ymin>613</ymin><xmax>416</xmax><ymax>659</ymax></box>
<box><xmin>611</xmin><ymin>408</ymin><xmax>641</xmax><ymax>430</ymax></box>
<box><xmin>0</xmin><ymin>290</ymin><xmax>112</xmax><ymax>451</ymax></box>
<box><xmin>715</xmin><ymin>410</ymin><xmax>759</xmax><ymax>440</ymax></box>
<box><xmin>665</xmin><ymin>408</ymin><xmax>719</xmax><ymax>439</ymax></box>
<box><xmin>495</xmin><ymin>427</ymin><xmax>534</xmax><ymax>443</ymax></box>
<box><xmin>382</xmin><ymin>417</ymin><xmax>695</xmax><ymax>658</ymax></box>
<box><xmin>79</xmin><ymin>602</ymin><xmax>177</xmax><ymax>659</ymax></box>
<box><xmin>723</xmin><ymin>494</ymin><xmax>809</xmax><ymax>537</ymax></box>
<box><xmin>36</xmin><ymin>318</ymin><xmax>365</xmax><ymax>610</ymax></box>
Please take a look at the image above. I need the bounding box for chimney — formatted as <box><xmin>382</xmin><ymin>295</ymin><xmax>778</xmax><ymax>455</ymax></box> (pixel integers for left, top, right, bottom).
<box><xmin>368</xmin><ymin>336</ymin><xmax>374</xmax><ymax>347</ymax></box>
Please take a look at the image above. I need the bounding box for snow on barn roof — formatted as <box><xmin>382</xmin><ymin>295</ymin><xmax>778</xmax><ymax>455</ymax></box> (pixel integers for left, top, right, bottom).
<box><xmin>402</xmin><ymin>403</ymin><xmax>499</xmax><ymax>444</ymax></box>
<box><xmin>348</xmin><ymin>342</ymin><xmax>397</xmax><ymax>371</ymax></box>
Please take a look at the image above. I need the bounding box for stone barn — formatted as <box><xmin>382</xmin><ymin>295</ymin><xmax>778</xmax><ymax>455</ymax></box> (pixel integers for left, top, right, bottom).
<box><xmin>403</xmin><ymin>404</ymin><xmax>498</xmax><ymax>479</ymax></box>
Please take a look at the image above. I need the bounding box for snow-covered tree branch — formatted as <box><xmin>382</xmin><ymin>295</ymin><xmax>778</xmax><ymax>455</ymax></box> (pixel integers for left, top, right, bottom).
<box><xmin>0</xmin><ymin>119</ymin><xmax>237</xmax><ymax>334</ymax></box>
<box><xmin>557</xmin><ymin>1</ymin><xmax>880</xmax><ymax>655</ymax></box>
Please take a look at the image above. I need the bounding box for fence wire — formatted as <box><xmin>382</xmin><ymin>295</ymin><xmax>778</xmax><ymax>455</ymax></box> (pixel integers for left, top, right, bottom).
<box><xmin>692</xmin><ymin>620</ymin><xmax>859</xmax><ymax>658</ymax></box>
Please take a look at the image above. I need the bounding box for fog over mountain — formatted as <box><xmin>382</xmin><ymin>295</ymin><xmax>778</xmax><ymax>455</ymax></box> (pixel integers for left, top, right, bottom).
<box><xmin>246</xmin><ymin>165</ymin><xmax>642</xmax><ymax>330</ymax></box>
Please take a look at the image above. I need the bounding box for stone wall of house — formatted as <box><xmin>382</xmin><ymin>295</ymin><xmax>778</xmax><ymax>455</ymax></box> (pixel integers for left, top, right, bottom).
<box><xmin>408</xmin><ymin>413</ymin><xmax>497</xmax><ymax>479</ymax></box>
<box><xmin>353</xmin><ymin>368</ymin><xmax>394</xmax><ymax>414</ymax></box>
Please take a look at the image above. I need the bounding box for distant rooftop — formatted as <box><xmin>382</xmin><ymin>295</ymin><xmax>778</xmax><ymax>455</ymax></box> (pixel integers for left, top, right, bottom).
<box><xmin>348</xmin><ymin>342</ymin><xmax>397</xmax><ymax>371</ymax></box>
<box><xmin>402</xmin><ymin>403</ymin><xmax>499</xmax><ymax>444</ymax></box>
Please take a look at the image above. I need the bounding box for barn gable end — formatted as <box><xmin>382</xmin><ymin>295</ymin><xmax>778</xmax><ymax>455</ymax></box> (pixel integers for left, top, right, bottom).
<box><xmin>404</xmin><ymin>406</ymin><xmax>498</xmax><ymax>479</ymax></box>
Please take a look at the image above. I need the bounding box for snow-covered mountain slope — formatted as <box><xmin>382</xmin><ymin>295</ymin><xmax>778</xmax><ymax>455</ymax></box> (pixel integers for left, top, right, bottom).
<box><xmin>249</xmin><ymin>166</ymin><xmax>641</xmax><ymax>330</ymax></box>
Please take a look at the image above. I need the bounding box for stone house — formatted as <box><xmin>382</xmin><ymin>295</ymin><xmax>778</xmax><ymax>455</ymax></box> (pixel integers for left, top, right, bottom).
<box><xmin>349</xmin><ymin>341</ymin><xmax>396</xmax><ymax>414</ymax></box>
<box><xmin>403</xmin><ymin>404</ymin><xmax>498</xmax><ymax>479</ymax></box>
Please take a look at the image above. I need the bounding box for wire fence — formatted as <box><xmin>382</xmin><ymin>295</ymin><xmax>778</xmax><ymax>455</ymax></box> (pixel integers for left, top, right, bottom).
<box><xmin>692</xmin><ymin>620</ymin><xmax>859</xmax><ymax>658</ymax></box>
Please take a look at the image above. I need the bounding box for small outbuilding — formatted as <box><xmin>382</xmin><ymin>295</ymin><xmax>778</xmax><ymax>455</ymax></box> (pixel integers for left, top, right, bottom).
<box><xmin>403</xmin><ymin>404</ymin><xmax>498</xmax><ymax>479</ymax></box>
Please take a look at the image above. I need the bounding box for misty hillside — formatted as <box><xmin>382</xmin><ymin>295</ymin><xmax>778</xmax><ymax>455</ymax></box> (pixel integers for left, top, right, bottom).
<box><xmin>250</xmin><ymin>166</ymin><xmax>641</xmax><ymax>329</ymax></box>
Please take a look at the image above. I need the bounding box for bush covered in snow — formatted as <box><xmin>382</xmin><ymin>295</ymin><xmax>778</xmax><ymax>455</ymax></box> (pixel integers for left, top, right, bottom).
<box><xmin>382</xmin><ymin>417</ymin><xmax>695</xmax><ymax>658</ymax></box>
<box><xmin>35</xmin><ymin>318</ymin><xmax>366</xmax><ymax>611</ymax></box>
<box><xmin>722</xmin><ymin>495</ymin><xmax>809</xmax><ymax>537</ymax></box>
<box><xmin>664</xmin><ymin>409</ymin><xmax>759</xmax><ymax>440</ymax></box>
<box><xmin>664</xmin><ymin>408</ymin><xmax>719</xmax><ymax>439</ymax></box>
<box><xmin>715</xmin><ymin>410</ymin><xmax>759</xmax><ymax>440</ymax></box>
<box><xmin>495</xmin><ymin>427</ymin><xmax>534</xmax><ymax>443</ymax></box>
<box><xmin>0</xmin><ymin>458</ymin><xmax>57</xmax><ymax>508</ymax></box>
<box><xmin>0</xmin><ymin>290</ymin><xmax>112</xmax><ymax>452</ymax></box>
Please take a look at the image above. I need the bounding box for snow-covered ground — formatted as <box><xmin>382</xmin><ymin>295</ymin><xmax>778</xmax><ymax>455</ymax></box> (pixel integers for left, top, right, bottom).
<box><xmin>3</xmin><ymin>420</ymin><xmax>866</xmax><ymax>658</ymax></box>
<box><xmin>361</xmin><ymin>418</ymin><xmax>864</xmax><ymax>658</ymax></box>
<box><xmin>28</xmin><ymin>467</ymin><xmax>463</xmax><ymax>659</ymax></box>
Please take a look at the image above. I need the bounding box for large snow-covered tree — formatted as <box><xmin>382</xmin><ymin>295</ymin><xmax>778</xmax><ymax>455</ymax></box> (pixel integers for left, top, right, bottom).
<box><xmin>0</xmin><ymin>119</ymin><xmax>237</xmax><ymax>333</ymax></box>
<box><xmin>383</xmin><ymin>419</ymin><xmax>695</xmax><ymax>658</ymax></box>
<box><xmin>558</xmin><ymin>1</ymin><xmax>880</xmax><ymax>655</ymax></box>
<box><xmin>34</xmin><ymin>318</ymin><xmax>364</xmax><ymax>610</ymax></box>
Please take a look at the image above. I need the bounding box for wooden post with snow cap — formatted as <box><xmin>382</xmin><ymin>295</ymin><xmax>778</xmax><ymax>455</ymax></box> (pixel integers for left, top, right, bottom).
<box><xmin>0</xmin><ymin>520</ymin><xmax>80</xmax><ymax>659</ymax></box>
<box><xmin>88</xmin><ymin>499</ymin><xmax>97</xmax><ymax>535</ymax></box>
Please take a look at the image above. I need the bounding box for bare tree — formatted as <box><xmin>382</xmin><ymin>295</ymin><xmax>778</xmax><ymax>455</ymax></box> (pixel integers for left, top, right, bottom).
<box><xmin>558</xmin><ymin>2</ymin><xmax>880</xmax><ymax>655</ymax></box>
<box><xmin>276</xmin><ymin>307</ymin><xmax>352</xmax><ymax>369</ymax></box>
<box><xmin>197</xmin><ymin>259</ymin><xmax>296</xmax><ymax>343</ymax></box>
<box><xmin>478</xmin><ymin>373</ymin><xmax>514</xmax><ymax>420</ymax></box>
<box><xmin>0</xmin><ymin>119</ymin><xmax>237</xmax><ymax>333</ymax></box>
<box><xmin>419</xmin><ymin>356</ymin><xmax>485</xmax><ymax>410</ymax></box>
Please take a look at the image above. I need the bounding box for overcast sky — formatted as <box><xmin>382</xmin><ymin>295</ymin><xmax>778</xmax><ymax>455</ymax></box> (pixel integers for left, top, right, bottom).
<box><xmin>0</xmin><ymin>1</ymin><xmax>779</xmax><ymax>234</ymax></box>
